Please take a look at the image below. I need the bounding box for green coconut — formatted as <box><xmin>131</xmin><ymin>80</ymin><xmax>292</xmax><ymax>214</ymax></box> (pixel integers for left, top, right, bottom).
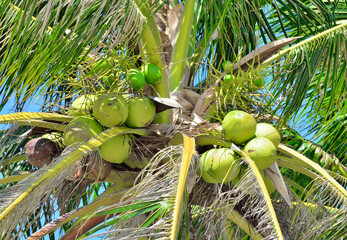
<box><xmin>127</xmin><ymin>69</ymin><xmax>146</xmax><ymax>91</ymax></box>
<box><xmin>248</xmin><ymin>78</ymin><xmax>265</xmax><ymax>90</ymax></box>
<box><xmin>42</xmin><ymin>132</ymin><xmax>64</xmax><ymax>149</ymax></box>
<box><xmin>93</xmin><ymin>93</ymin><xmax>128</xmax><ymax>127</ymax></box>
<box><xmin>69</xmin><ymin>94</ymin><xmax>97</xmax><ymax>116</ymax></box>
<box><xmin>199</xmin><ymin>148</ymin><xmax>240</xmax><ymax>184</ymax></box>
<box><xmin>222</xmin><ymin>60</ymin><xmax>232</xmax><ymax>73</ymax></box>
<box><xmin>125</xmin><ymin>97</ymin><xmax>156</xmax><ymax>128</ymax></box>
<box><xmin>222</xmin><ymin>110</ymin><xmax>256</xmax><ymax>144</ymax></box>
<box><xmin>255</xmin><ymin>123</ymin><xmax>281</xmax><ymax>148</ymax></box>
<box><xmin>223</xmin><ymin>74</ymin><xmax>234</xmax><ymax>84</ymax></box>
<box><xmin>99</xmin><ymin>134</ymin><xmax>132</xmax><ymax>164</ymax></box>
<box><xmin>64</xmin><ymin>116</ymin><xmax>103</xmax><ymax>146</ymax></box>
<box><xmin>244</xmin><ymin>137</ymin><xmax>277</xmax><ymax>170</ymax></box>
<box><xmin>142</xmin><ymin>64</ymin><xmax>161</xmax><ymax>85</ymax></box>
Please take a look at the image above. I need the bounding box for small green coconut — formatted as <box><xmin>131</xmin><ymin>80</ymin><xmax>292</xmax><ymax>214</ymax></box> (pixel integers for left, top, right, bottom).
<box><xmin>102</xmin><ymin>75</ymin><xmax>117</xmax><ymax>88</ymax></box>
<box><xmin>247</xmin><ymin>78</ymin><xmax>265</xmax><ymax>90</ymax></box>
<box><xmin>222</xmin><ymin>60</ymin><xmax>232</xmax><ymax>73</ymax></box>
<box><xmin>99</xmin><ymin>134</ymin><xmax>132</xmax><ymax>164</ymax></box>
<box><xmin>222</xmin><ymin>110</ymin><xmax>256</xmax><ymax>144</ymax></box>
<box><xmin>142</xmin><ymin>64</ymin><xmax>161</xmax><ymax>85</ymax></box>
<box><xmin>223</xmin><ymin>74</ymin><xmax>234</xmax><ymax>84</ymax></box>
<box><xmin>93</xmin><ymin>93</ymin><xmax>128</xmax><ymax>127</ymax></box>
<box><xmin>255</xmin><ymin>123</ymin><xmax>281</xmax><ymax>148</ymax></box>
<box><xmin>64</xmin><ymin>116</ymin><xmax>103</xmax><ymax>146</ymax></box>
<box><xmin>125</xmin><ymin>96</ymin><xmax>156</xmax><ymax>128</ymax></box>
<box><xmin>127</xmin><ymin>69</ymin><xmax>146</xmax><ymax>91</ymax></box>
<box><xmin>199</xmin><ymin>148</ymin><xmax>240</xmax><ymax>184</ymax></box>
<box><xmin>69</xmin><ymin>94</ymin><xmax>97</xmax><ymax>116</ymax></box>
<box><xmin>244</xmin><ymin>137</ymin><xmax>277</xmax><ymax>170</ymax></box>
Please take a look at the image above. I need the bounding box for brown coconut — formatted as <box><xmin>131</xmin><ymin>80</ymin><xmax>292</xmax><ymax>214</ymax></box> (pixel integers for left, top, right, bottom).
<box><xmin>24</xmin><ymin>138</ymin><xmax>60</xmax><ymax>167</ymax></box>
<box><xmin>86</xmin><ymin>155</ymin><xmax>112</xmax><ymax>181</ymax></box>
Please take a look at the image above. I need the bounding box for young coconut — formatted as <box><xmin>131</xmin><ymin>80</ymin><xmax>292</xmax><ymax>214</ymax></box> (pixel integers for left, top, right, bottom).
<box><xmin>142</xmin><ymin>63</ymin><xmax>161</xmax><ymax>85</ymax></box>
<box><xmin>125</xmin><ymin>96</ymin><xmax>156</xmax><ymax>128</ymax></box>
<box><xmin>199</xmin><ymin>148</ymin><xmax>240</xmax><ymax>184</ymax></box>
<box><xmin>255</xmin><ymin>123</ymin><xmax>281</xmax><ymax>148</ymax></box>
<box><xmin>222</xmin><ymin>60</ymin><xmax>232</xmax><ymax>73</ymax></box>
<box><xmin>24</xmin><ymin>138</ymin><xmax>60</xmax><ymax>167</ymax></box>
<box><xmin>244</xmin><ymin>137</ymin><xmax>277</xmax><ymax>170</ymax></box>
<box><xmin>64</xmin><ymin>116</ymin><xmax>103</xmax><ymax>146</ymax></box>
<box><xmin>247</xmin><ymin>78</ymin><xmax>265</xmax><ymax>90</ymax></box>
<box><xmin>223</xmin><ymin>74</ymin><xmax>234</xmax><ymax>84</ymax></box>
<box><xmin>222</xmin><ymin>110</ymin><xmax>256</xmax><ymax>144</ymax></box>
<box><xmin>93</xmin><ymin>92</ymin><xmax>128</xmax><ymax>127</ymax></box>
<box><xmin>99</xmin><ymin>134</ymin><xmax>132</xmax><ymax>164</ymax></box>
<box><xmin>128</xmin><ymin>69</ymin><xmax>146</xmax><ymax>91</ymax></box>
<box><xmin>42</xmin><ymin>132</ymin><xmax>64</xmax><ymax>149</ymax></box>
<box><xmin>69</xmin><ymin>94</ymin><xmax>97</xmax><ymax>116</ymax></box>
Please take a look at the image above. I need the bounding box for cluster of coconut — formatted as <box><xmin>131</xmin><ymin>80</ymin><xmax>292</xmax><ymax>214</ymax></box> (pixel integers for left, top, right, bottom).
<box><xmin>198</xmin><ymin>110</ymin><xmax>280</xmax><ymax>194</ymax></box>
<box><xmin>24</xmin><ymin>62</ymin><xmax>163</xmax><ymax>179</ymax></box>
<box><xmin>222</xmin><ymin>60</ymin><xmax>265</xmax><ymax>90</ymax></box>
<box><xmin>127</xmin><ymin>63</ymin><xmax>162</xmax><ymax>91</ymax></box>
<box><xmin>25</xmin><ymin>92</ymin><xmax>156</xmax><ymax>180</ymax></box>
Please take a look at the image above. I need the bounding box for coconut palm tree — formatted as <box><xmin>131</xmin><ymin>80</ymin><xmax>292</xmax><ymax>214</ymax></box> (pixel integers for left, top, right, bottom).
<box><xmin>0</xmin><ymin>0</ymin><xmax>346</xmax><ymax>239</ymax></box>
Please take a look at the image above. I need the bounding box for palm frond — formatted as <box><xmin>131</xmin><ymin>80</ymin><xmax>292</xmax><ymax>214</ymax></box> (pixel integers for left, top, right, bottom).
<box><xmin>262</xmin><ymin>22</ymin><xmax>347</xmax><ymax>153</ymax></box>
<box><xmin>0</xmin><ymin>0</ymin><xmax>144</xmax><ymax>112</ymax></box>
<box><xmin>169</xmin><ymin>135</ymin><xmax>195</xmax><ymax>239</ymax></box>
<box><xmin>0</xmin><ymin>126</ymin><xmax>146</xmax><ymax>240</ymax></box>
<box><xmin>68</xmin><ymin>146</ymin><xmax>185</xmax><ymax>239</ymax></box>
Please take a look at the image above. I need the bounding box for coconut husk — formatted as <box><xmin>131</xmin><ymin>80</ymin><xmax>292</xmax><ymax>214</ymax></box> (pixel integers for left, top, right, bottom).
<box><xmin>24</xmin><ymin>138</ymin><xmax>61</xmax><ymax>167</ymax></box>
<box><xmin>181</xmin><ymin>89</ymin><xmax>201</xmax><ymax>106</ymax></box>
<box><xmin>65</xmin><ymin>158</ymin><xmax>86</xmax><ymax>181</ymax></box>
<box><xmin>85</xmin><ymin>152</ymin><xmax>112</xmax><ymax>181</ymax></box>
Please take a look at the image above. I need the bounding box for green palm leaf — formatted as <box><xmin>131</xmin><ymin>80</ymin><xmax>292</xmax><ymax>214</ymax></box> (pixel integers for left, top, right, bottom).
<box><xmin>0</xmin><ymin>0</ymin><xmax>144</xmax><ymax>111</ymax></box>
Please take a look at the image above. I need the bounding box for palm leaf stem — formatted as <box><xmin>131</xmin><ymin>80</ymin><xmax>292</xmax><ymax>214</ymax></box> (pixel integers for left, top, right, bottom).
<box><xmin>225</xmin><ymin>209</ymin><xmax>263</xmax><ymax>240</ymax></box>
<box><xmin>0</xmin><ymin>112</ymin><xmax>72</xmax><ymax>123</ymax></box>
<box><xmin>29</xmin><ymin>186</ymin><xmax>128</xmax><ymax>240</ymax></box>
<box><xmin>1</xmin><ymin>154</ymin><xmax>26</xmax><ymax>166</ymax></box>
<box><xmin>0</xmin><ymin>173</ymin><xmax>31</xmax><ymax>185</ymax></box>
<box><xmin>263</xmin><ymin>21</ymin><xmax>347</xmax><ymax>64</ymax></box>
<box><xmin>278</xmin><ymin>144</ymin><xmax>347</xmax><ymax>199</ymax></box>
<box><xmin>169</xmin><ymin>0</ymin><xmax>195</xmax><ymax>91</ymax></box>
<box><xmin>3</xmin><ymin>120</ymin><xmax>66</xmax><ymax>132</ymax></box>
<box><xmin>236</xmin><ymin>148</ymin><xmax>284</xmax><ymax>239</ymax></box>
<box><xmin>277</xmin><ymin>158</ymin><xmax>319</xmax><ymax>180</ymax></box>
<box><xmin>169</xmin><ymin>135</ymin><xmax>195</xmax><ymax>240</ymax></box>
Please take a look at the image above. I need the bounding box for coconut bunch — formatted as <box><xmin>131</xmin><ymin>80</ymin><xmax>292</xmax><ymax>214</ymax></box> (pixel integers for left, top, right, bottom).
<box><xmin>23</xmin><ymin>91</ymin><xmax>157</xmax><ymax>182</ymax></box>
<box><xmin>196</xmin><ymin>110</ymin><xmax>281</xmax><ymax>196</ymax></box>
